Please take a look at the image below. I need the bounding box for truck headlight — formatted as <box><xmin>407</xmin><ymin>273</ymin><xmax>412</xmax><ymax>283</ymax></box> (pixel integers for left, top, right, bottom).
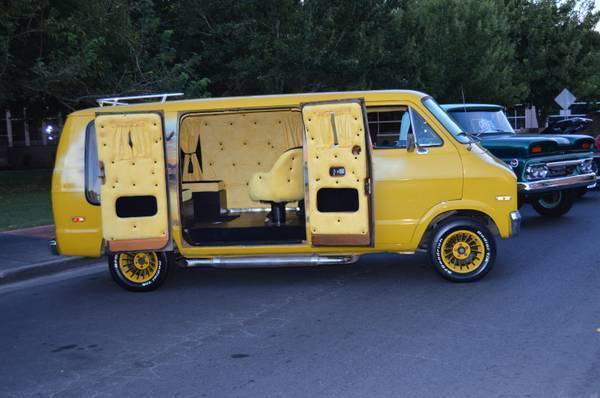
<box><xmin>578</xmin><ymin>159</ymin><xmax>594</xmax><ymax>174</ymax></box>
<box><xmin>525</xmin><ymin>164</ymin><xmax>549</xmax><ymax>180</ymax></box>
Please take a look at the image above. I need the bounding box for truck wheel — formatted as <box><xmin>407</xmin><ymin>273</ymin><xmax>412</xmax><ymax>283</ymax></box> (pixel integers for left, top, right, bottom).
<box><xmin>109</xmin><ymin>251</ymin><xmax>170</xmax><ymax>292</ymax></box>
<box><xmin>429</xmin><ymin>217</ymin><xmax>496</xmax><ymax>282</ymax></box>
<box><xmin>531</xmin><ymin>190</ymin><xmax>574</xmax><ymax>217</ymax></box>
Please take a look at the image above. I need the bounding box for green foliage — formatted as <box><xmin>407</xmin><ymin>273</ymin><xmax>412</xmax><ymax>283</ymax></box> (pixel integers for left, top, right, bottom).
<box><xmin>1</xmin><ymin>0</ymin><xmax>600</xmax><ymax>111</ymax></box>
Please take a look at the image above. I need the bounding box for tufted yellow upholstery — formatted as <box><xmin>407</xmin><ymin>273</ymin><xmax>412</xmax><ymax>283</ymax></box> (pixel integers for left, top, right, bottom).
<box><xmin>302</xmin><ymin>101</ymin><xmax>371</xmax><ymax>245</ymax></box>
<box><xmin>95</xmin><ymin>113</ymin><xmax>168</xmax><ymax>248</ymax></box>
<box><xmin>248</xmin><ymin>148</ymin><xmax>304</xmax><ymax>203</ymax></box>
<box><xmin>180</xmin><ymin>111</ymin><xmax>302</xmax><ymax>208</ymax></box>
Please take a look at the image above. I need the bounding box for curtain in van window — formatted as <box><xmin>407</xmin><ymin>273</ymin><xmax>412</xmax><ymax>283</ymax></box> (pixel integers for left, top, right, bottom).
<box><xmin>282</xmin><ymin>112</ymin><xmax>303</xmax><ymax>148</ymax></box>
<box><xmin>180</xmin><ymin>122</ymin><xmax>202</xmax><ymax>182</ymax></box>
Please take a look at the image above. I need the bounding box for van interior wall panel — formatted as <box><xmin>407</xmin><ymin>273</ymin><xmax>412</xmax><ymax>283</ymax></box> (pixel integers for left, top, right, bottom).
<box><xmin>180</xmin><ymin>111</ymin><xmax>303</xmax><ymax>209</ymax></box>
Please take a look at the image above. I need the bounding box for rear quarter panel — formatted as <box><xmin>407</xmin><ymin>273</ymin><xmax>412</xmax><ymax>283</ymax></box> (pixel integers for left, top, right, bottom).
<box><xmin>52</xmin><ymin>115</ymin><xmax>103</xmax><ymax>257</ymax></box>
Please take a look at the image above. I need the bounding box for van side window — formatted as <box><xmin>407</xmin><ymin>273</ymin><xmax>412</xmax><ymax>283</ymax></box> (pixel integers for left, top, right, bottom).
<box><xmin>367</xmin><ymin>109</ymin><xmax>411</xmax><ymax>148</ymax></box>
<box><xmin>85</xmin><ymin>122</ymin><xmax>101</xmax><ymax>205</ymax></box>
<box><xmin>411</xmin><ymin>110</ymin><xmax>443</xmax><ymax>147</ymax></box>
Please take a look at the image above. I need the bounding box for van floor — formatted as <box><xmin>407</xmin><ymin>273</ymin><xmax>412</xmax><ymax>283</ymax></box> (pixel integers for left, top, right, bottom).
<box><xmin>183</xmin><ymin>211</ymin><xmax>306</xmax><ymax>246</ymax></box>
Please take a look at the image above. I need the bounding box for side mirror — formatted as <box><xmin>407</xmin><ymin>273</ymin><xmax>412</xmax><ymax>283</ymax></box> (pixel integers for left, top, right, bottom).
<box><xmin>407</xmin><ymin>131</ymin><xmax>416</xmax><ymax>152</ymax></box>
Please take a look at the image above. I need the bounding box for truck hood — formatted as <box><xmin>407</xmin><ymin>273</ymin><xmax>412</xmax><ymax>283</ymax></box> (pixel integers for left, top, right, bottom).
<box><xmin>479</xmin><ymin>133</ymin><xmax>594</xmax><ymax>158</ymax></box>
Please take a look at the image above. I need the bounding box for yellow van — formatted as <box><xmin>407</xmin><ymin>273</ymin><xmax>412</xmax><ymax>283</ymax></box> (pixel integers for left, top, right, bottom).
<box><xmin>51</xmin><ymin>90</ymin><xmax>520</xmax><ymax>291</ymax></box>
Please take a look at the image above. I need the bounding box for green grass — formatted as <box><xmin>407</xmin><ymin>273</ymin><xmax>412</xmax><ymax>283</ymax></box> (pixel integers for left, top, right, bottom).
<box><xmin>0</xmin><ymin>170</ymin><xmax>53</xmax><ymax>230</ymax></box>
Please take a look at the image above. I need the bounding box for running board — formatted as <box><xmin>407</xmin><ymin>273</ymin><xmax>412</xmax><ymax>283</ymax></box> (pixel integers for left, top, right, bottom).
<box><xmin>178</xmin><ymin>255</ymin><xmax>359</xmax><ymax>269</ymax></box>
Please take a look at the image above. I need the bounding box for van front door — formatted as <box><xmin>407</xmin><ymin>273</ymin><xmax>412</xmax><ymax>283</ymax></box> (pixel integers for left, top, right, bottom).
<box><xmin>302</xmin><ymin>100</ymin><xmax>373</xmax><ymax>246</ymax></box>
<box><xmin>95</xmin><ymin>113</ymin><xmax>169</xmax><ymax>252</ymax></box>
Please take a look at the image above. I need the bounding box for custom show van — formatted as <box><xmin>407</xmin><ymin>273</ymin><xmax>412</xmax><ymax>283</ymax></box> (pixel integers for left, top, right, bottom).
<box><xmin>51</xmin><ymin>91</ymin><xmax>520</xmax><ymax>291</ymax></box>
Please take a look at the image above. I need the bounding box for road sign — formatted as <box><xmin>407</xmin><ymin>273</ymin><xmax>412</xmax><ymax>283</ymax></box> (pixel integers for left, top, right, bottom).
<box><xmin>554</xmin><ymin>88</ymin><xmax>576</xmax><ymax>110</ymax></box>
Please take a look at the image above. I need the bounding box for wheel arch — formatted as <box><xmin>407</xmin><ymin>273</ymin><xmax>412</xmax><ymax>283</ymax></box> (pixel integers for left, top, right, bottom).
<box><xmin>415</xmin><ymin>208</ymin><xmax>500</xmax><ymax>251</ymax></box>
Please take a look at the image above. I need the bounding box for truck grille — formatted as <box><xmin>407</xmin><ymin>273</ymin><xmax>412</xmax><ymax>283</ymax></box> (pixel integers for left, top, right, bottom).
<box><xmin>547</xmin><ymin>164</ymin><xmax>578</xmax><ymax>177</ymax></box>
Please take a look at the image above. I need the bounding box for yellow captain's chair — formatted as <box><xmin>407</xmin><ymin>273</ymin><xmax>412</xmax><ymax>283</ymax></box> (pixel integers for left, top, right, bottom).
<box><xmin>249</xmin><ymin>147</ymin><xmax>304</xmax><ymax>224</ymax></box>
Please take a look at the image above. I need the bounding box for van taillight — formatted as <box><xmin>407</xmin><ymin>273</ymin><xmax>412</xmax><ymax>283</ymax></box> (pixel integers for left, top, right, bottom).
<box><xmin>531</xmin><ymin>146</ymin><xmax>542</xmax><ymax>154</ymax></box>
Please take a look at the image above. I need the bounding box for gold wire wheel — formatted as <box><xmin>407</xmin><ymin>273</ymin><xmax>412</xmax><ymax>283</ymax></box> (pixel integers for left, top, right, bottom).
<box><xmin>117</xmin><ymin>252</ymin><xmax>159</xmax><ymax>284</ymax></box>
<box><xmin>440</xmin><ymin>230</ymin><xmax>485</xmax><ymax>274</ymax></box>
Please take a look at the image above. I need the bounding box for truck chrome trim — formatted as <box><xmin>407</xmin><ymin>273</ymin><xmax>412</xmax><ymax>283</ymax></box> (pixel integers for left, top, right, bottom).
<box><xmin>545</xmin><ymin>158</ymin><xmax>593</xmax><ymax>168</ymax></box>
<box><xmin>518</xmin><ymin>172</ymin><xmax>597</xmax><ymax>193</ymax></box>
<box><xmin>179</xmin><ymin>255</ymin><xmax>359</xmax><ymax>269</ymax></box>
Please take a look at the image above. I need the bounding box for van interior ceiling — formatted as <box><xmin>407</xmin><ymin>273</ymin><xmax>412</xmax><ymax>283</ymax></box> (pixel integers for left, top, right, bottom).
<box><xmin>179</xmin><ymin>109</ymin><xmax>307</xmax><ymax>246</ymax></box>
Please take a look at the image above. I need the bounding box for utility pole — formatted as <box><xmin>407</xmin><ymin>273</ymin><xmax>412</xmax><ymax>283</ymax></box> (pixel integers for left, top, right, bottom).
<box><xmin>5</xmin><ymin>110</ymin><xmax>13</xmax><ymax>147</ymax></box>
<box><xmin>23</xmin><ymin>107</ymin><xmax>30</xmax><ymax>147</ymax></box>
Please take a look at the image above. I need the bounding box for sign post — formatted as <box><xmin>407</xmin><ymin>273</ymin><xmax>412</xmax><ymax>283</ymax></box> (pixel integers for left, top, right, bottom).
<box><xmin>554</xmin><ymin>88</ymin><xmax>576</xmax><ymax>117</ymax></box>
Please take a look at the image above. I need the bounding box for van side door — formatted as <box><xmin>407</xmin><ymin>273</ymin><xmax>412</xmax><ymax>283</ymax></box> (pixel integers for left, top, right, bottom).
<box><xmin>368</xmin><ymin>105</ymin><xmax>463</xmax><ymax>247</ymax></box>
<box><xmin>302</xmin><ymin>99</ymin><xmax>374</xmax><ymax>246</ymax></box>
<box><xmin>94</xmin><ymin>113</ymin><xmax>169</xmax><ymax>252</ymax></box>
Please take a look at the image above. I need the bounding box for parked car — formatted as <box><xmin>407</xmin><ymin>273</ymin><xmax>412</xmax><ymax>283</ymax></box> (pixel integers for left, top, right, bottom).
<box><xmin>442</xmin><ymin>104</ymin><xmax>596</xmax><ymax>217</ymax></box>
<box><xmin>542</xmin><ymin>116</ymin><xmax>600</xmax><ymax>177</ymax></box>
<box><xmin>51</xmin><ymin>91</ymin><xmax>521</xmax><ymax>291</ymax></box>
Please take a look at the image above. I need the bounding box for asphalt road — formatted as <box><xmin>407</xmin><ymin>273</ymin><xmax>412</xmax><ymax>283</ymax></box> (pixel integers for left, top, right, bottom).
<box><xmin>1</xmin><ymin>192</ymin><xmax>600</xmax><ymax>397</ymax></box>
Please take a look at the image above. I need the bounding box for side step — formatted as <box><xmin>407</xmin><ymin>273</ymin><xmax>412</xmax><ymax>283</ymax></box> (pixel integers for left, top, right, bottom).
<box><xmin>178</xmin><ymin>255</ymin><xmax>359</xmax><ymax>269</ymax></box>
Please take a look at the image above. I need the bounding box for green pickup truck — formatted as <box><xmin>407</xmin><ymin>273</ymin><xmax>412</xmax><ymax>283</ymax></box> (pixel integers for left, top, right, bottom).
<box><xmin>442</xmin><ymin>104</ymin><xmax>596</xmax><ymax>217</ymax></box>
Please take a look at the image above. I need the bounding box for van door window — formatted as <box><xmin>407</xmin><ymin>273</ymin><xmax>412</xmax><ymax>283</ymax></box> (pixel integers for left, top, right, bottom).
<box><xmin>367</xmin><ymin>108</ymin><xmax>411</xmax><ymax>148</ymax></box>
<box><xmin>410</xmin><ymin>109</ymin><xmax>443</xmax><ymax>147</ymax></box>
<box><xmin>85</xmin><ymin>122</ymin><xmax>101</xmax><ymax>205</ymax></box>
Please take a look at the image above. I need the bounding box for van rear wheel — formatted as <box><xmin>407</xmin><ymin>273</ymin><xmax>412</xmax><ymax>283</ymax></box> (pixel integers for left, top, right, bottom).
<box><xmin>109</xmin><ymin>251</ymin><xmax>170</xmax><ymax>292</ymax></box>
<box><xmin>429</xmin><ymin>217</ymin><xmax>496</xmax><ymax>282</ymax></box>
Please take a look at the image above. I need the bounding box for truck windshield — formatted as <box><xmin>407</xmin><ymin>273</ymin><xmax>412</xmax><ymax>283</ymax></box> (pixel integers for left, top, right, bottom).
<box><xmin>448</xmin><ymin>109</ymin><xmax>515</xmax><ymax>135</ymax></box>
<box><xmin>422</xmin><ymin>97</ymin><xmax>471</xmax><ymax>144</ymax></box>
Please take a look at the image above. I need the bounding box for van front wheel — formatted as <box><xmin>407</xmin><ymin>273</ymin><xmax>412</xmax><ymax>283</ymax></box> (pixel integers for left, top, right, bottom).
<box><xmin>429</xmin><ymin>218</ymin><xmax>496</xmax><ymax>282</ymax></box>
<box><xmin>109</xmin><ymin>251</ymin><xmax>170</xmax><ymax>292</ymax></box>
<box><xmin>531</xmin><ymin>190</ymin><xmax>574</xmax><ymax>217</ymax></box>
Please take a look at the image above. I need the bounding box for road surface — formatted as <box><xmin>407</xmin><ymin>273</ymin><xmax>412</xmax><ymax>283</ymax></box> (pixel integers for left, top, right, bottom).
<box><xmin>1</xmin><ymin>192</ymin><xmax>600</xmax><ymax>397</ymax></box>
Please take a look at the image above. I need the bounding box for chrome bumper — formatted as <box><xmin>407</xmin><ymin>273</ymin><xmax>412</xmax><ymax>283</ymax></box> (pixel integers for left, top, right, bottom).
<box><xmin>518</xmin><ymin>173</ymin><xmax>597</xmax><ymax>194</ymax></box>
<box><xmin>48</xmin><ymin>239</ymin><xmax>59</xmax><ymax>256</ymax></box>
<box><xmin>510</xmin><ymin>211</ymin><xmax>521</xmax><ymax>237</ymax></box>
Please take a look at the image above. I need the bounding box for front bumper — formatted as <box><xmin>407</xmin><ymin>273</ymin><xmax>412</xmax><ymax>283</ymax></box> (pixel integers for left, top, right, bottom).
<box><xmin>510</xmin><ymin>211</ymin><xmax>521</xmax><ymax>237</ymax></box>
<box><xmin>517</xmin><ymin>172</ymin><xmax>597</xmax><ymax>194</ymax></box>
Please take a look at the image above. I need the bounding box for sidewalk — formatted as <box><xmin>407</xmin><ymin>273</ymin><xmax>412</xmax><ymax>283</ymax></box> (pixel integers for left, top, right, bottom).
<box><xmin>0</xmin><ymin>225</ymin><xmax>95</xmax><ymax>284</ymax></box>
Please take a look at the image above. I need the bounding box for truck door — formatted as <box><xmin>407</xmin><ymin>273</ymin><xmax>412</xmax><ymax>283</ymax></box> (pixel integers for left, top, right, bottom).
<box><xmin>302</xmin><ymin>100</ymin><xmax>373</xmax><ymax>246</ymax></box>
<box><xmin>94</xmin><ymin>113</ymin><xmax>169</xmax><ymax>252</ymax></box>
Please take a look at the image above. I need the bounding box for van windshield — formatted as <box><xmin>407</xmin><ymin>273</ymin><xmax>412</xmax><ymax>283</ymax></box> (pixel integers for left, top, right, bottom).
<box><xmin>448</xmin><ymin>109</ymin><xmax>515</xmax><ymax>135</ymax></box>
<box><xmin>422</xmin><ymin>97</ymin><xmax>471</xmax><ymax>144</ymax></box>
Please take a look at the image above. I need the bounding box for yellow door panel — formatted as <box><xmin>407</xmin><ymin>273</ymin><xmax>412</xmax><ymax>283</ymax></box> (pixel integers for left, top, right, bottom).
<box><xmin>95</xmin><ymin>113</ymin><xmax>169</xmax><ymax>252</ymax></box>
<box><xmin>302</xmin><ymin>100</ymin><xmax>373</xmax><ymax>246</ymax></box>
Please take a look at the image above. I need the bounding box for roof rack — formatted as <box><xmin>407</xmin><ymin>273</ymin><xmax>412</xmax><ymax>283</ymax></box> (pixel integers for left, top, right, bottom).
<box><xmin>97</xmin><ymin>92</ymin><xmax>184</xmax><ymax>107</ymax></box>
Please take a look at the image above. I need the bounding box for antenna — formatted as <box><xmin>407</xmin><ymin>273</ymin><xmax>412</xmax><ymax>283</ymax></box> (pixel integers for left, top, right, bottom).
<box><xmin>461</xmin><ymin>86</ymin><xmax>467</xmax><ymax>112</ymax></box>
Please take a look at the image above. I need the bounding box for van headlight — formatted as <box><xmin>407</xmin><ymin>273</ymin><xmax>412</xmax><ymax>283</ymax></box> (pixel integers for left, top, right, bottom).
<box><xmin>525</xmin><ymin>164</ymin><xmax>549</xmax><ymax>180</ymax></box>
<box><xmin>578</xmin><ymin>159</ymin><xmax>594</xmax><ymax>174</ymax></box>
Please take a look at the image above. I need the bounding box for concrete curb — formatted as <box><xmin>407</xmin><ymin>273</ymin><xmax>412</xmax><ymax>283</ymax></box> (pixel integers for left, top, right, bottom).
<box><xmin>0</xmin><ymin>256</ymin><xmax>99</xmax><ymax>285</ymax></box>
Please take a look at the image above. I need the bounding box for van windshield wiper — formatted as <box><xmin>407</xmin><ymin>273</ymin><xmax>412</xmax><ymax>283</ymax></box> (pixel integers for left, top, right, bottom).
<box><xmin>456</xmin><ymin>131</ymin><xmax>480</xmax><ymax>142</ymax></box>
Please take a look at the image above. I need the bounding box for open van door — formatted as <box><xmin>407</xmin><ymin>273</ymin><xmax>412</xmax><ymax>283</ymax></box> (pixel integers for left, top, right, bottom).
<box><xmin>95</xmin><ymin>113</ymin><xmax>169</xmax><ymax>252</ymax></box>
<box><xmin>301</xmin><ymin>100</ymin><xmax>373</xmax><ymax>246</ymax></box>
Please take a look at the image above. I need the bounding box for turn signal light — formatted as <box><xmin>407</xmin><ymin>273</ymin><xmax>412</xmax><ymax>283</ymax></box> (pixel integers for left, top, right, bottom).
<box><xmin>531</xmin><ymin>146</ymin><xmax>542</xmax><ymax>153</ymax></box>
<box><xmin>71</xmin><ymin>216</ymin><xmax>86</xmax><ymax>223</ymax></box>
<box><xmin>582</xmin><ymin>143</ymin><xmax>591</xmax><ymax>149</ymax></box>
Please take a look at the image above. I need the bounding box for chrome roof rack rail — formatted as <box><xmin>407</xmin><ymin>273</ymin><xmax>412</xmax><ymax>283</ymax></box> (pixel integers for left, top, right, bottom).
<box><xmin>97</xmin><ymin>92</ymin><xmax>184</xmax><ymax>107</ymax></box>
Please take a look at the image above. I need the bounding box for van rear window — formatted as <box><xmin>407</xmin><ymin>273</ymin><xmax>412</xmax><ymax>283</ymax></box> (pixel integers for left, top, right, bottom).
<box><xmin>85</xmin><ymin>122</ymin><xmax>101</xmax><ymax>205</ymax></box>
